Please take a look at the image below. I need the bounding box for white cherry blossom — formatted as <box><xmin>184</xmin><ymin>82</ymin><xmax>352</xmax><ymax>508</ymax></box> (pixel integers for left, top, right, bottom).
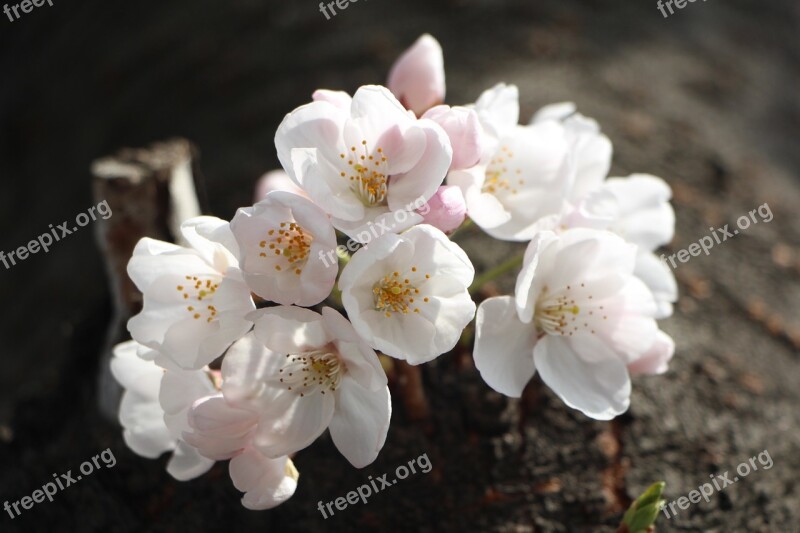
<box><xmin>275</xmin><ymin>85</ymin><xmax>452</xmax><ymax>242</ymax></box>
<box><xmin>339</xmin><ymin>224</ymin><xmax>476</xmax><ymax>364</ymax></box>
<box><xmin>127</xmin><ymin>217</ymin><xmax>255</xmax><ymax>370</ymax></box>
<box><xmin>473</xmin><ymin>229</ymin><xmax>674</xmax><ymax>420</ymax></box>
<box><xmin>110</xmin><ymin>340</ymin><xmax>215</xmax><ymax>481</ymax></box>
<box><xmin>448</xmin><ymin>84</ymin><xmax>572</xmax><ymax>241</ymax></box>
<box><xmin>190</xmin><ymin>307</ymin><xmax>391</xmax><ymax>468</ymax></box>
<box><xmin>230</xmin><ymin>191</ymin><xmax>337</xmax><ymax>307</ymax></box>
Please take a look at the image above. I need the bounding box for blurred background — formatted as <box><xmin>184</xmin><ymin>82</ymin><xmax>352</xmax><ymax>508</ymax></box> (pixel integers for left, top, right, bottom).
<box><xmin>0</xmin><ymin>0</ymin><xmax>798</xmax><ymax>531</ymax></box>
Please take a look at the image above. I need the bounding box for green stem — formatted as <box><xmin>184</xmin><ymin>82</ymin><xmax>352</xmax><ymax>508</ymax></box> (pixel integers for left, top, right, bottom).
<box><xmin>337</xmin><ymin>247</ymin><xmax>351</xmax><ymax>265</ymax></box>
<box><xmin>448</xmin><ymin>217</ymin><xmax>475</xmax><ymax>240</ymax></box>
<box><xmin>469</xmin><ymin>253</ymin><xmax>525</xmax><ymax>295</ymax></box>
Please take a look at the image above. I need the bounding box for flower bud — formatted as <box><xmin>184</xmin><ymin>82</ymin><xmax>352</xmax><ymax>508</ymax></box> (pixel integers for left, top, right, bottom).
<box><xmin>387</xmin><ymin>34</ymin><xmax>445</xmax><ymax>116</ymax></box>
<box><xmin>417</xmin><ymin>185</ymin><xmax>467</xmax><ymax>234</ymax></box>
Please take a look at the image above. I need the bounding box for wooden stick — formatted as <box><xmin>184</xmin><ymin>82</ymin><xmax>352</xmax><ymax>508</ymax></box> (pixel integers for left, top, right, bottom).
<box><xmin>91</xmin><ymin>139</ymin><xmax>203</xmax><ymax>420</ymax></box>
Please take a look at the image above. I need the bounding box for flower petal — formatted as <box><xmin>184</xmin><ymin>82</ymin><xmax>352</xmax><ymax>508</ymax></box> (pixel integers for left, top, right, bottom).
<box><xmin>329</xmin><ymin>376</ymin><xmax>391</xmax><ymax>468</ymax></box>
<box><xmin>473</xmin><ymin>296</ymin><xmax>537</xmax><ymax>397</ymax></box>
<box><xmin>534</xmin><ymin>336</ymin><xmax>631</xmax><ymax>420</ymax></box>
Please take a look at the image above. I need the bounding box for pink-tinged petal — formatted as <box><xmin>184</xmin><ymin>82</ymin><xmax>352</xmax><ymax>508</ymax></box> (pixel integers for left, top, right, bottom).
<box><xmin>185</xmin><ymin>394</ymin><xmax>257</xmax><ymax>460</ymax></box>
<box><xmin>221</xmin><ymin>332</ymin><xmax>285</xmax><ymax>410</ymax></box>
<box><xmin>386</xmin><ymin>118</ymin><xmax>451</xmax><ymax>211</ymax></box>
<box><xmin>166</xmin><ymin>441</ymin><xmax>215</xmax><ymax>481</ymax></box>
<box><xmin>322</xmin><ymin>307</ymin><xmax>387</xmax><ymax>391</ymax></box>
<box><xmin>387</xmin><ymin>34</ymin><xmax>445</xmax><ymax>116</ymax></box>
<box><xmin>231</xmin><ymin>191</ymin><xmax>337</xmax><ymax>307</ymax></box>
<box><xmin>253</xmin><ymin>389</ymin><xmax>335</xmax><ymax>458</ymax></box>
<box><xmin>159</xmin><ymin>369</ymin><xmax>216</xmax><ymax>426</ymax></box>
<box><xmin>312</xmin><ymin>89</ymin><xmax>352</xmax><ymax>111</ymax></box>
<box><xmin>473</xmin><ymin>297</ymin><xmax>538</xmax><ymax>398</ymax></box>
<box><xmin>254</xmin><ymin>170</ymin><xmax>308</xmax><ymax>202</ymax></box>
<box><xmin>423</xmin><ymin>105</ymin><xmax>484</xmax><ymax>170</ymax></box>
<box><xmin>628</xmin><ymin>330</ymin><xmax>675</xmax><ymax>376</ymax></box>
<box><xmin>329</xmin><ymin>377</ymin><xmax>391</xmax><ymax>468</ymax></box>
<box><xmin>416</xmin><ymin>185</ymin><xmax>467</xmax><ymax>234</ymax></box>
<box><xmin>230</xmin><ymin>449</ymin><xmax>298</xmax><ymax>510</ymax></box>
<box><xmin>534</xmin><ymin>336</ymin><xmax>631</xmax><ymax>420</ymax></box>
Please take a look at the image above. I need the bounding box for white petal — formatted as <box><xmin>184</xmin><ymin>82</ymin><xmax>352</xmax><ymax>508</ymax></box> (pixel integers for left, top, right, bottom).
<box><xmin>166</xmin><ymin>441</ymin><xmax>215</xmax><ymax>481</ymax></box>
<box><xmin>185</xmin><ymin>394</ymin><xmax>257</xmax><ymax>460</ymax></box>
<box><xmin>534</xmin><ymin>336</ymin><xmax>631</xmax><ymax>420</ymax></box>
<box><xmin>386</xmin><ymin>119</ymin><xmax>452</xmax><ymax>212</ymax></box>
<box><xmin>119</xmin><ymin>392</ymin><xmax>174</xmax><ymax>459</ymax></box>
<box><xmin>253</xmin><ymin>390</ymin><xmax>335</xmax><ymax>458</ymax></box>
<box><xmin>329</xmin><ymin>377</ymin><xmax>391</xmax><ymax>468</ymax></box>
<box><xmin>250</xmin><ymin>307</ymin><xmax>330</xmax><ymax>354</ymax></box>
<box><xmin>275</xmin><ymin>99</ymin><xmax>348</xmax><ymax>184</ymax></box>
<box><xmin>221</xmin><ymin>332</ymin><xmax>285</xmax><ymax>410</ymax></box>
<box><xmin>473</xmin><ymin>83</ymin><xmax>519</xmax><ymax>140</ymax></box>
<box><xmin>473</xmin><ymin>297</ymin><xmax>537</xmax><ymax>397</ymax></box>
<box><xmin>628</xmin><ymin>330</ymin><xmax>675</xmax><ymax>376</ymax></box>
<box><xmin>312</xmin><ymin>89</ymin><xmax>353</xmax><ymax>111</ymax></box>
<box><xmin>531</xmin><ymin>102</ymin><xmax>576</xmax><ymax>123</ymax></box>
<box><xmin>321</xmin><ymin>307</ymin><xmax>387</xmax><ymax>391</ymax></box>
<box><xmin>634</xmin><ymin>251</ymin><xmax>677</xmax><ymax>319</ymax></box>
<box><xmin>229</xmin><ymin>449</ymin><xmax>298</xmax><ymax>510</ymax></box>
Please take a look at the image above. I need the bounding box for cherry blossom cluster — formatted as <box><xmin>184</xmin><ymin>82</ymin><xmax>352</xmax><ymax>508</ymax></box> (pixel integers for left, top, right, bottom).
<box><xmin>110</xmin><ymin>34</ymin><xmax>676</xmax><ymax>511</ymax></box>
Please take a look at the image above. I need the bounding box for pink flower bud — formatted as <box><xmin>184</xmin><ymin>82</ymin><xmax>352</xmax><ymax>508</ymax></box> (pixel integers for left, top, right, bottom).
<box><xmin>387</xmin><ymin>34</ymin><xmax>445</xmax><ymax>116</ymax></box>
<box><xmin>417</xmin><ymin>185</ymin><xmax>467</xmax><ymax>234</ymax></box>
<box><xmin>423</xmin><ymin>105</ymin><xmax>484</xmax><ymax>170</ymax></box>
<box><xmin>254</xmin><ymin>170</ymin><xmax>307</xmax><ymax>203</ymax></box>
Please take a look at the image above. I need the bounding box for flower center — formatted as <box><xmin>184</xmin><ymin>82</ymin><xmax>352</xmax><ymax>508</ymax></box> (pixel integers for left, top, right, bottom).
<box><xmin>176</xmin><ymin>275</ymin><xmax>222</xmax><ymax>323</ymax></box>
<box><xmin>372</xmin><ymin>268</ymin><xmax>432</xmax><ymax>318</ymax></box>
<box><xmin>259</xmin><ymin>221</ymin><xmax>313</xmax><ymax>276</ymax></box>
<box><xmin>534</xmin><ymin>284</ymin><xmax>605</xmax><ymax>337</ymax></box>
<box><xmin>339</xmin><ymin>140</ymin><xmax>389</xmax><ymax>207</ymax></box>
<box><xmin>482</xmin><ymin>145</ymin><xmax>523</xmax><ymax>196</ymax></box>
<box><xmin>279</xmin><ymin>350</ymin><xmax>344</xmax><ymax>396</ymax></box>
